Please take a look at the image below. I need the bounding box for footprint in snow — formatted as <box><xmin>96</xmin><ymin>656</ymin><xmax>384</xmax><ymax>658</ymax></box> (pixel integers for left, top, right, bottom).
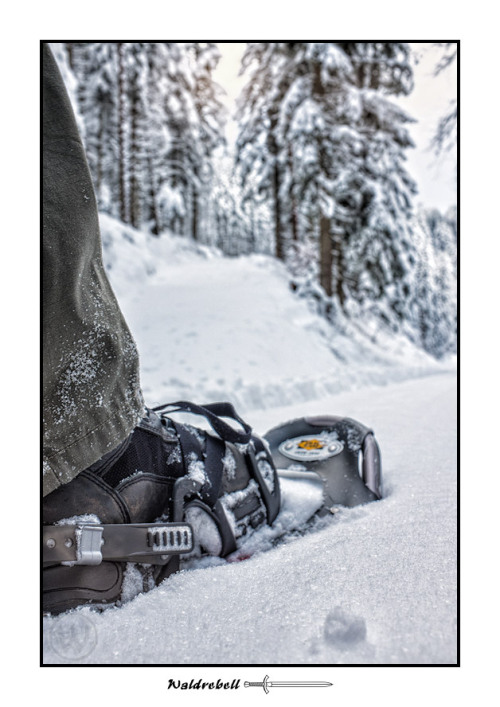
<box><xmin>323</xmin><ymin>606</ymin><xmax>367</xmax><ymax>648</ymax></box>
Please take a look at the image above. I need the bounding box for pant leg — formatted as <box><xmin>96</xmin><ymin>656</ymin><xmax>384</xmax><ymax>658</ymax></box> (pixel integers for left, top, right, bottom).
<box><xmin>42</xmin><ymin>43</ymin><xmax>144</xmax><ymax>496</ymax></box>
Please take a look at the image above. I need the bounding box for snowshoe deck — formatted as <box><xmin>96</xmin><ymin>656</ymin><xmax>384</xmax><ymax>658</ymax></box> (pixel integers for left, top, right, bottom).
<box><xmin>264</xmin><ymin>414</ymin><xmax>382</xmax><ymax>514</ymax></box>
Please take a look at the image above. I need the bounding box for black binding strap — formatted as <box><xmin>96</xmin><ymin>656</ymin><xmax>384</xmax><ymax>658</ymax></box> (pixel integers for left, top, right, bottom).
<box><xmin>157</xmin><ymin>401</ymin><xmax>243</xmax><ymax>507</ymax></box>
<box><xmin>203</xmin><ymin>435</ymin><xmax>226</xmax><ymax>506</ymax></box>
<box><xmin>170</xmin><ymin>418</ymin><xmax>226</xmax><ymax>508</ymax></box>
<box><xmin>155</xmin><ymin>400</ymin><xmax>279</xmax><ymax>529</ymax></box>
<box><xmin>153</xmin><ymin>401</ymin><xmax>253</xmax><ymax>445</ymax></box>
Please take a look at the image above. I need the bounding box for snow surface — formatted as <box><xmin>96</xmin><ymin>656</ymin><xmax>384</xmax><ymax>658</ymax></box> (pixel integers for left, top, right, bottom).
<box><xmin>43</xmin><ymin>217</ymin><xmax>457</xmax><ymax>665</ymax></box>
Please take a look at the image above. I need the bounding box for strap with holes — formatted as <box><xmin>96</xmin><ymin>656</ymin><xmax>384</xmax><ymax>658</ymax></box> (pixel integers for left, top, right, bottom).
<box><xmin>43</xmin><ymin>522</ymin><xmax>194</xmax><ymax>566</ymax></box>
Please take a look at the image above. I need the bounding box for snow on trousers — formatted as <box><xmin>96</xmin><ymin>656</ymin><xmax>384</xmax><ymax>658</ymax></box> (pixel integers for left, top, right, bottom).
<box><xmin>42</xmin><ymin>43</ymin><xmax>144</xmax><ymax>496</ymax></box>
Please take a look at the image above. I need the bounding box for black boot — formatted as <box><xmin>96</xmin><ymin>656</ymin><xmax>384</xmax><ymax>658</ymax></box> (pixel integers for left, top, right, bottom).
<box><xmin>43</xmin><ymin>402</ymin><xmax>281</xmax><ymax>614</ymax></box>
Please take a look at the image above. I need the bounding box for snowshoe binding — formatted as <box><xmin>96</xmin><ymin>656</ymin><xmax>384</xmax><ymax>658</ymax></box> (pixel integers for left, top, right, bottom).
<box><xmin>42</xmin><ymin>401</ymin><xmax>280</xmax><ymax>614</ymax></box>
<box><xmin>43</xmin><ymin>403</ymin><xmax>381</xmax><ymax>615</ymax></box>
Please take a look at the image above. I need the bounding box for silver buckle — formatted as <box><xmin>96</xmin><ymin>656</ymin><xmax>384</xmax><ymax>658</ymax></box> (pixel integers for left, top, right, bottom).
<box><xmin>75</xmin><ymin>525</ymin><xmax>104</xmax><ymax>565</ymax></box>
<box><xmin>147</xmin><ymin>524</ymin><xmax>193</xmax><ymax>554</ymax></box>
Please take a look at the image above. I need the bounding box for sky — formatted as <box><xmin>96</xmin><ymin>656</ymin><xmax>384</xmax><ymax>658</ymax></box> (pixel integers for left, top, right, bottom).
<box><xmin>213</xmin><ymin>42</ymin><xmax>458</xmax><ymax>213</ymax></box>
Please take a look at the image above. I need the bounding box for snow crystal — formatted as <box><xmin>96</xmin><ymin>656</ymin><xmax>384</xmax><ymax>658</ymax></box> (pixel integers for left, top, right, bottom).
<box><xmin>167</xmin><ymin>446</ymin><xmax>182</xmax><ymax>465</ymax></box>
<box><xmin>222</xmin><ymin>447</ymin><xmax>236</xmax><ymax>480</ymax></box>
<box><xmin>235</xmin><ymin>441</ymin><xmax>251</xmax><ymax>455</ymax></box>
<box><xmin>56</xmin><ymin>514</ymin><xmax>101</xmax><ymax>526</ymax></box>
<box><xmin>345</xmin><ymin>425</ymin><xmax>363</xmax><ymax>452</ymax></box>
<box><xmin>184</xmin><ymin>505</ymin><xmax>223</xmax><ymax>556</ymax></box>
<box><xmin>184</xmin><ymin>424</ymin><xmax>206</xmax><ymax>446</ymax></box>
<box><xmin>220</xmin><ymin>479</ymin><xmax>260</xmax><ymax>512</ymax></box>
<box><xmin>116</xmin><ymin>470</ymin><xmax>144</xmax><ymax>486</ymax></box>
<box><xmin>256</xmin><ymin>454</ymin><xmax>275</xmax><ymax>493</ymax></box>
<box><xmin>187</xmin><ymin>452</ymin><xmax>208</xmax><ymax>486</ymax></box>
<box><xmin>120</xmin><ymin>564</ymin><xmax>150</xmax><ymax>604</ymax></box>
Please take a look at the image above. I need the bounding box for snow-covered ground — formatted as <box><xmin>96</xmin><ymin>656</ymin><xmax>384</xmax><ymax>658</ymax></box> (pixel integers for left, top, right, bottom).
<box><xmin>43</xmin><ymin>217</ymin><xmax>457</xmax><ymax>666</ymax></box>
<box><xmin>99</xmin><ymin>213</ymin><xmax>454</xmax><ymax>413</ymax></box>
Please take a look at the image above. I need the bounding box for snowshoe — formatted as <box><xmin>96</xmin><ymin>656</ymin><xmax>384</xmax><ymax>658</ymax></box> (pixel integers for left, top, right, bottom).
<box><xmin>264</xmin><ymin>414</ymin><xmax>382</xmax><ymax>515</ymax></box>
<box><xmin>42</xmin><ymin>401</ymin><xmax>280</xmax><ymax>615</ymax></box>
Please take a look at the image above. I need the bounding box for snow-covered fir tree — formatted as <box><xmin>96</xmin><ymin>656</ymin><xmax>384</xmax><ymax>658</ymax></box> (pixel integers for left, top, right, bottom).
<box><xmin>188</xmin><ymin>43</ymin><xmax>228</xmax><ymax>241</ymax></box>
<box><xmin>68</xmin><ymin>42</ymin><xmax>121</xmax><ymax>216</ymax></box>
<box><xmin>235</xmin><ymin>43</ymin><xmax>300</xmax><ymax>260</ymax></box>
<box><xmin>236</xmin><ymin>42</ymin><xmax>417</xmax><ymax>331</ymax></box>
<box><xmin>126</xmin><ymin>42</ymin><xmax>150</xmax><ymax>230</ymax></box>
<box><xmin>430</xmin><ymin>42</ymin><xmax>458</xmax><ymax>159</ymax></box>
<box><xmin>62</xmin><ymin>42</ymin><xmax>227</xmax><ymax>239</ymax></box>
<box><xmin>409</xmin><ymin>206</ymin><xmax>457</xmax><ymax>358</ymax></box>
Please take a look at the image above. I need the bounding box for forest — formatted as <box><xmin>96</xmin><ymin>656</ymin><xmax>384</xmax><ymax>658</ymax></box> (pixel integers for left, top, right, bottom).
<box><xmin>52</xmin><ymin>42</ymin><xmax>457</xmax><ymax>360</ymax></box>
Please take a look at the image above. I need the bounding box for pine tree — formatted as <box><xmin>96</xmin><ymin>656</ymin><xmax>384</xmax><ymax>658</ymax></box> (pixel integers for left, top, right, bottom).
<box><xmin>139</xmin><ymin>42</ymin><xmax>226</xmax><ymax>239</ymax></box>
<box><xmin>236</xmin><ymin>42</ymin><xmax>418</xmax><ymax>334</ymax></box>
<box><xmin>430</xmin><ymin>42</ymin><xmax>458</xmax><ymax>158</ymax></box>
<box><xmin>70</xmin><ymin>43</ymin><xmax>121</xmax><ymax>216</ymax></box>
<box><xmin>235</xmin><ymin>43</ymin><xmax>299</xmax><ymax>260</ymax></box>
<box><xmin>410</xmin><ymin>207</ymin><xmax>457</xmax><ymax>358</ymax></box>
<box><xmin>192</xmin><ymin>44</ymin><xmax>226</xmax><ymax>237</ymax></box>
<box><xmin>117</xmin><ymin>42</ymin><xmax>128</xmax><ymax>224</ymax></box>
<box><xmin>63</xmin><ymin>43</ymin><xmax>226</xmax><ymax>240</ymax></box>
<box><xmin>282</xmin><ymin>43</ymin><xmax>416</xmax><ymax>323</ymax></box>
<box><xmin>126</xmin><ymin>43</ymin><xmax>149</xmax><ymax>230</ymax></box>
<box><xmin>345</xmin><ymin>87</ymin><xmax>417</xmax><ymax>327</ymax></box>
<box><xmin>276</xmin><ymin>43</ymin><xmax>360</xmax><ymax>301</ymax></box>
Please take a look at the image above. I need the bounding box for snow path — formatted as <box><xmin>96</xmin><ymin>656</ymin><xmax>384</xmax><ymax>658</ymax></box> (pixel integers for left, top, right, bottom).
<box><xmin>43</xmin><ymin>374</ymin><xmax>456</xmax><ymax>665</ymax></box>
<box><xmin>113</xmin><ymin>243</ymin><xmax>451</xmax><ymax>413</ymax></box>
<box><xmin>120</xmin><ymin>255</ymin><xmax>343</xmax><ymax>409</ymax></box>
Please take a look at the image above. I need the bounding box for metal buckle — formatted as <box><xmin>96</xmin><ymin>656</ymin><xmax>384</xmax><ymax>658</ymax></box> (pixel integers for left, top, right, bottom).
<box><xmin>147</xmin><ymin>524</ymin><xmax>193</xmax><ymax>554</ymax></box>
<box><xmin>75</xmin><ymin>525</ymin><xmax>104</xmax><ymax>565</ymax></box>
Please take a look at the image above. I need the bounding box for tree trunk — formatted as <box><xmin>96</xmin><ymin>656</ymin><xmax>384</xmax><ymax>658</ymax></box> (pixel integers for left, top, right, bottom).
<box><xmin>96</xmin><ymin>109</ymin><xmax>104</xmax><ymax>200</ymax></box>
<box><xmin>65</xmin><ymin>42</ymin><xmax>75</xmax><ymax>70</ymax></box>
<box><xmin>288</xmin><ymin>144</ymin><xmax>299</xmax><ymax>242</ymax></box>
<box><xmin>319</xmin><ymin>215</ymin><xmax>333</xmax><ymax>298</ymax></box>
<box><xmin>332</xmin><ymin>225</ymin><xmax>346</xmax><ymax>307</ymax></box>
<box><xmin>191</xmin><ymin>184</ymin><xmax>199</xmax><ymax>241</ymax></box>
<box><xmin>117</xmin><ymin>43</ymin><xmax>128</xmax><ymax>224</ymax></box>
<box><xmin>290</xmin><ymin>198</ymin><xmax>299</xmax><ymax>243</ymax></box>
<box><xmin>273</xmin><ymin>160</ymin><xmax>284</xmax><ymax>260</ymax></box>
<box><xmin>129</xmin><ymin>89</ymin><xmax>141</xmax><ymax>229</ymax></box>
<box><xmin>147</xmin><ymin>152</ymin><xmax>161</xmax><ymax>236</ymax></box>
<box><xmin>313</xmin><ymin>63</ymin><xmax>333</xmax><ymax>301</ymax></box>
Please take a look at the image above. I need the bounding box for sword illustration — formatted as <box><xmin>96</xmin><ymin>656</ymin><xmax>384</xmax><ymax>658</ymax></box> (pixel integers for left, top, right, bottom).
<box><xmin>244</xmin><ymin>675</ymin><xmax>332</xmax><ymax>694</ymax></box>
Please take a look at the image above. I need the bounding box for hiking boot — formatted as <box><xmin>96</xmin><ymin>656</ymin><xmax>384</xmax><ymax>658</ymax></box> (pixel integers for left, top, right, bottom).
<box><xmin>43</xmin><ymin>401</ymin><xmax>280</xmax><ymax>614</ymax></box>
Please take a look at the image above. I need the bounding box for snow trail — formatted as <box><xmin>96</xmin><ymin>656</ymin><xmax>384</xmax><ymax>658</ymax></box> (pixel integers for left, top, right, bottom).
<box><xmin>106</xmin><ymin>223</ymin><xmax>453</xmax><ymax>413</ymax></box>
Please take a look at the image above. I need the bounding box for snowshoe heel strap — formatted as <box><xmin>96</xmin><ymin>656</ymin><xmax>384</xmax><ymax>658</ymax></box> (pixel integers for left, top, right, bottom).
<box><xmin>43</xmin><ymin>522</ymin><xmax>194</xmax><ymax>567</ymax></box>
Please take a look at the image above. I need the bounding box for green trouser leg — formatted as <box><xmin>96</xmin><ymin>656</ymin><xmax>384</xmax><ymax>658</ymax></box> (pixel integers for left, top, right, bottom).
<box><xmin>42</xmin><ymin>43</ymin><xmax>144</xmax><ymax>496</ymax></box>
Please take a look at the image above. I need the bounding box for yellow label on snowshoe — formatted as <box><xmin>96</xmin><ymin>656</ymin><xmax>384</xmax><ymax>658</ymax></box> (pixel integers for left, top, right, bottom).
<box><xmin>298</xmin><ymin>439</ymin><xmax>323</xmax><ymax>450</ymax></box>
<box><xmin>279</xmin><ymin>434</ymin><xmax>344</xmax><ymax>462</ymax></box>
